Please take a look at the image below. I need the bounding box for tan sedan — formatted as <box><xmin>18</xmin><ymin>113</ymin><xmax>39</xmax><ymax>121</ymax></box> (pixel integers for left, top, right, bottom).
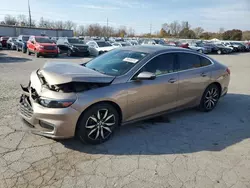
<box><xmin>20</xmin><ymin>46</ymin><xmax>230</xmax><ymax>144</ymax></box>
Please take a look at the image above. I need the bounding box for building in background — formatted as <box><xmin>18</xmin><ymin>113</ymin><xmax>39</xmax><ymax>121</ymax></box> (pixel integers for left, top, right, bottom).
<box><xmin>0</xmin><ymin>25</ymin><xmax>73</xmax><ymax>37</ymax></box>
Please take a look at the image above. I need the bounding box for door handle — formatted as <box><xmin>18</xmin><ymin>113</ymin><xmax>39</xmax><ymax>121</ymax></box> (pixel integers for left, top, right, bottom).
<box><xmin>168</xmin><ymin>78</ymin><xmax>177</xmax><ymax>83</ymax></box>
<box><xmin>201</xmin><ymin>72</ymin><xmax>207</xmax><ymax>77</ymax></box>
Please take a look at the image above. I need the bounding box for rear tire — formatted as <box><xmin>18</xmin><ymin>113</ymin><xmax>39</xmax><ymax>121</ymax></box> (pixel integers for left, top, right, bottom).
<box><xmin>22</xmin><ymin>47</ymin><xmax>26</xmax><ymax>53</ymax></box>
<box><xmin>198</xmin><ymin>49</ymin><xmax>203</xmax><ymax>53</ymax></box>
<box><xmin>217</xmin><ymin>50</ymin><xmax>222</xmax><ymax>55</ymax></box>
<box><xmin>76</xmin><ymin>103</ymin><xmax>119</xmax><ymax>145</ymax></box>
<box><xmin>198</xmin><ymin>84</ymin><xmax>220</xmax><ymax>112</ymax></box>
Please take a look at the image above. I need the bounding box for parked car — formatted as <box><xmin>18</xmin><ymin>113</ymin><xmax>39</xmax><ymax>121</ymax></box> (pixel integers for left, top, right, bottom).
<box><xmin>231</xmin><ymin>42</ymin><xmax>247</xmax><ymax>52</ymax></box>
<box><xmin>129</xmin><ymin>40</ymin><xmax>139</xmax><ymax>46</ymax></box>
<box><xmin>175</xmin><ymin>42</ymin><xmax>189</xmax><ymax>48</ymax></box>
<box><xmin>20</xmin><ymin>46</ymin><xmax>230</xmax><ymax>144</ymax></box>
<box><xmin>215</xmin><ymin>44</ymin><xmax>233</xmax><ymax>54</ymax></box>
<box><xmin>16</xmin><ymin>35</ymin><xmax>31</xmax><ymax>53</ymax></box>
<box><xmin>26</xmin><ymin>36</ymin><xmax>59</xmax><ymax>58</ymax></box>
<box><xmin>112</xmin><ymin>42</ymin><xmax>132</xmax><ymax>47</ymax></box>
<box><xmin>188</xmin><ymin>43</ymin><xmax>210</xmax><ymax>53</ymax></box>
<box><xmin>0</xmin><ymin>36</ymin><xmax>9</xmax><ymax>48</ymax></box>
<box><xmin>86</xmin><ymin>40</ymin><xmax>117</xmax><ymax>56</ymax></box>
<box><xmin>142</xmin><ymin>39</ymin><xmax>166</xmax><ymax>45</ymax></box>
<box><xmin>57</xmin><ymin>37</ymin><xmax>89</xmax><ymax>57</ymax></box>
<box><xmin>6</xmin><ymin>37</ymin><xmax>17</xmax><ymax>50</ymax></box>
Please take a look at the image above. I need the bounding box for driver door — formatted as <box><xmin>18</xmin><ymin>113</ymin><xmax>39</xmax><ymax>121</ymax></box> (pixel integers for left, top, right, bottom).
<box><xmin>125</xmin><ymin>53</ymin><xmax>179</xmax><ymax>122</ymax></box>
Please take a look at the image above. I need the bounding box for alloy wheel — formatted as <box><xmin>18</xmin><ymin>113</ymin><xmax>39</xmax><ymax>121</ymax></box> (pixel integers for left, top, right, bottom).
<box><xmin>204</xmin><ymin>88</ymin><xmax>219</xmax><ymax>110</ymax></box>
<box><xmin>85</xmin><ymin>109</ymin><xmax>116</xmax><ymax>140</ymax></box>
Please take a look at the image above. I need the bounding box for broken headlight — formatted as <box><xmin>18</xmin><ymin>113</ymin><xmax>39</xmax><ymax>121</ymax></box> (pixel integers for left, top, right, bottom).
<box><xmin>37</xmin><ymin>97</ymin><xmax>76</xmax><ymax>108</ymax></box>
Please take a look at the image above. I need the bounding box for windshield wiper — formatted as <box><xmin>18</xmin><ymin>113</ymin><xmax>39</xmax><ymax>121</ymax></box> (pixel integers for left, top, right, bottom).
<box><xmin>91</xmin><ymin>68</ymin><xmax>106</xmax><ymax>74</ymax></box>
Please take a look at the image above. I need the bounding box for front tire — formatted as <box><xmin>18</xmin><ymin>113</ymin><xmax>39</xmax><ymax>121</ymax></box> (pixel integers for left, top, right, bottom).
<box><xmin>27</xmin><ymin>48</ymin><xmax>31</xmax><ymax>55</ymax></box>
<box><xmin>198</xmin><ymin>49</ymin><xmax>203</xmax><ymax>53</ymax></box>
<box><xmin>35</xmin><ymin>52</ymin><xmax>40</xmax><ymax>58</ymax></box>
<box><xmin>199</xmin><ymin>84</ymin><xmax>220</xmax><ymax>112</ymax></box>
<box><xmin>76</xmin><ymin>103</ymin><xmax>119</xmax><ymax>145</ymax></box>
<box><xmin>67</xmin><ymin>49</ymin><xmax>72</xmax><ymax>57</ymax></box>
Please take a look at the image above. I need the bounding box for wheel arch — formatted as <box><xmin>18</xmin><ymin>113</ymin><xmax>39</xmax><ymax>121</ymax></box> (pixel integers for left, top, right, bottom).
<box><xmin>75</xmin><ymin>100</ymin><xmax>123</xmax><ymax>135</ymax></box>
<box><xmin>207</xmin><ymin>82</ymin><xmax>222</xmax><ymax>96</ymax></box>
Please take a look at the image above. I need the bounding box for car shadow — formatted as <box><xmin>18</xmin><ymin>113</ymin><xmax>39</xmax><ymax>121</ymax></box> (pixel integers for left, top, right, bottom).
<box><xmin>61</xmin><ymin>93</ymin><xmax>250</xmax><ymax>155</ymax></box>
<box><xmin>0</xmin><ymin>52</ymin><xmax>31</xmax><ymax>63</ymax></box>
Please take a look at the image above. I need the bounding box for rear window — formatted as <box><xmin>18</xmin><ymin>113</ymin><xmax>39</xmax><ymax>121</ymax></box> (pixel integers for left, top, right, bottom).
<box><xmin>200</xmin><ymin>56</ymin><xmax>212</xmax><ymax>67</ymax></box>
<box><xmin>178</xmin><ymin>53</ymin><xmax>201</xmax><ymax>70</ymax></box>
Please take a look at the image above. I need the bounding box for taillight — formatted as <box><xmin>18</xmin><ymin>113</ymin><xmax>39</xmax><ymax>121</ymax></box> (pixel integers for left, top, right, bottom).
<box><xmin>226</xmin><ymin>68</ymin><xmax>231</xmax><ymax>75</ymax></box>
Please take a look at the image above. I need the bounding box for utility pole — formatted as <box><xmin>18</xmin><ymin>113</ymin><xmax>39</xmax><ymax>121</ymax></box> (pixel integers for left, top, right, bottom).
<box><xmin>28</xmin><ymin>0</ymin><xmax>32</xmax><ymax>27</ymax></box>
<box><xmin>106</xmin><ymin>18</ymin><xmax>109</xmax><ymax>38</ymax></box>
<box><xmin>150</xmin><ymin>23</ymin><xmax>152</xmax><ymax>36</ymax></box>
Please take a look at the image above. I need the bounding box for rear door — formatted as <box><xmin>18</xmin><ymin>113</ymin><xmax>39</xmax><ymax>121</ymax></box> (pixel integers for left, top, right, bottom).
<box><xmin>176</xmin><ymin>52</ymin><xmax>212</xmax><ymax>108</ymax></box>
<box><xmin>126</xmin><ymin>53</ymin><xmax>179</xmax><ymax>121</ymax></box>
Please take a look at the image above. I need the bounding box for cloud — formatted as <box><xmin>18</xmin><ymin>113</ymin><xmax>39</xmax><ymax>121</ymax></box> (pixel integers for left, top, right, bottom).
<box><xmin>75</xmin><ymin>4</ymin><xmax>120</xmax><ymax>10</ymax></box>
<box><xmin>197</xmin><ymin>3</ymin><xmax>250</xmax><ymax>30</ymax></box>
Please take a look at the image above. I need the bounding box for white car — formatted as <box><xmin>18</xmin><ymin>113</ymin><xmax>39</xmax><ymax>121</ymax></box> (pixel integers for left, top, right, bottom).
<box><xmin>86</xmin><ymin>40</ymin><xmax>117</xmax><ymax>56</ymax></box>
<box><xmin>112</xmin><ymin>42</ymin><xmax>132</xmax><ymax>47</ymax></box>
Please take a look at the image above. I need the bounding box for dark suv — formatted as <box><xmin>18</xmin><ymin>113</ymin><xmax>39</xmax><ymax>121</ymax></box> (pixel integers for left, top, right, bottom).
<box><xmin>57</xmin><ymin>37</ymin><xmax>89</xmax><ymax>56</ymax></box>
<box><xmin>16</xmin><ymin>35</ymin><xmax>31</xmax><ymax>53</ymax></box>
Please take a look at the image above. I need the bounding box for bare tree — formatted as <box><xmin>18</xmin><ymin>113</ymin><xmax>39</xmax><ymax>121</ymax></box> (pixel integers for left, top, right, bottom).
<box><xmin>64</xmin><ymin>20</ymin><xmax>76</xmax><ymax>30</ymax></box>
<box><xmin>181</xmin><ymin>21</ymin><xmax>191</xmax><ymax>30</ymax></box>
<box><xmin>170</xmin><ymin>21</ymin><xmax>181</xmax><ymax>36</ymax></box>
<box><xmin>128</xmin><ymin>27</ymin><xmax>135</xmax><ymax>37</ymax></box>
<box><xmin>193</xmin><ymin>27</ymin><xmax>204</xmax><ymax>38</ymax></box>
<box><xmin>4</xmin><ymin>15</ymin><xmax>17</xmax><ymax>25</ymax></box>
<box><xmin>17</xmin><ymin>14</ymin><xmax>28</xmax><ymax>26</ymax></box>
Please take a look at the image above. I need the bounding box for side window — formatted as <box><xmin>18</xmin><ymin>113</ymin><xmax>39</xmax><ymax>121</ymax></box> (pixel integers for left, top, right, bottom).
<box><xmin>177</xmin><ymin>53</ymin><xmax>201</xmax><ymax>71</ymax></box>
<box><xmin>200</xmin><ymin>56</ymin><xmax>212</xmax><ymax>67</ymax></box>
<box><xmin>140</xmin><ymin>53</ymin><xmax>176</xmax><ymax>76</ymax></box>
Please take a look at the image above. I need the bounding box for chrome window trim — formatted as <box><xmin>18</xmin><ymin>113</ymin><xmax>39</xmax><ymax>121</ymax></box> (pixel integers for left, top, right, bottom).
<box><xmin>128</xmin><ymin>50</ymin><xmax>214</xmax><ymax>81</ymax></box>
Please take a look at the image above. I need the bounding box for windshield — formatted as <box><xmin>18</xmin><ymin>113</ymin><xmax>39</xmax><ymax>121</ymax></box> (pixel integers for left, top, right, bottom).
<box><xmin>85</xmin><ymin>49</ymin><xmax>148</xmax><ymax>76</ymax></box>
<box><xmin>35</xmin><ymin>37</ymin><xmax>53</xmax><ymax>43</ymax></box>
<box><xmin>22</xmin><ymin>36</ymin><xmax>30</xmax><ymax>41</ymax></box>
<box><xmin>68</xmin><ymin>38</ymin><xmax>84</xmax><ymax>44</ymax></box>
<box><xmin>97</xmin><ymin>41</ymin><xmax>112</xmax><ymax>47</ymax></box>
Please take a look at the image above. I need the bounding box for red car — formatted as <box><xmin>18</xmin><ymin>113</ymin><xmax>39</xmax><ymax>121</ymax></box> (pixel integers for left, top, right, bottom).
<box><xmin>0</xmin><ymin>36</ymin><xmax>9</xmax><ymax>48</ymax></box>
<box><xmin>27</xmin><ymin>36</ymin><xmax>59</xmax><ymax>58</ymax></box>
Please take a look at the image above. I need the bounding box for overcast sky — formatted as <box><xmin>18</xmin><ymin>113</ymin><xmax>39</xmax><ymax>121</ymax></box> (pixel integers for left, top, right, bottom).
<box><xmin>0</xmin><ymin>0</ymin><xmax>249</xmax><ymax>34</ymax></box>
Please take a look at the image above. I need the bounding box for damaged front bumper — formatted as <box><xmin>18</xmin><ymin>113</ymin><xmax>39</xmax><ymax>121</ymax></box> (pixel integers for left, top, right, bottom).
<box><xmin>19</xmin><ymin>72</ymin><xmax>81</xmax><ymax>139</ymax></box>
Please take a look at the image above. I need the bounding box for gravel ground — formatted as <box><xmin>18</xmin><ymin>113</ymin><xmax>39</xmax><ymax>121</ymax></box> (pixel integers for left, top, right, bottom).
<box><xmin>0</xmin><ymin>50</ymin><xmax>250</xmax><ymax>188</ymax></box>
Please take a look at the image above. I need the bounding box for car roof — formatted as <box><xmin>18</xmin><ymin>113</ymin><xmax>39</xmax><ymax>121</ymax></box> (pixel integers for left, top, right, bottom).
<box><xmin>120</xmin><ymin>45</ymin><xmax>192</xmax><ymax>53</ymax></box>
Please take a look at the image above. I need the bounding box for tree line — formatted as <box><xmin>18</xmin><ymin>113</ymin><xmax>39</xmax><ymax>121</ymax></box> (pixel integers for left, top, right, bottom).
<box><xmin>1</xmin><ymin>14</ymin><xmax>249</xmax><ymax>40</ymax></box>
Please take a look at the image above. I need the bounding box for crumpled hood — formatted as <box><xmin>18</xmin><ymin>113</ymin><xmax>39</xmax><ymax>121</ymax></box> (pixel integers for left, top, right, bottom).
<box><xmin>39</xmin><ymin>62</ymin><xmax>115</xmax><ymax>85</ymax></box>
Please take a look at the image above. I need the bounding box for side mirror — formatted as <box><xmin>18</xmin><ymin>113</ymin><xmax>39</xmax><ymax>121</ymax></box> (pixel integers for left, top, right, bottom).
<box><xmin>135</xmin><ymin>72</ymin><xmax>156</xmax><ymax>80</ymax></box>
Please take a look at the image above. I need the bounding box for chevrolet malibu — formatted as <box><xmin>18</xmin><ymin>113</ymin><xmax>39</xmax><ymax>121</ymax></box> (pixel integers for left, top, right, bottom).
<box><xmin>20</xmin><ymin>46</ymin><xmax>230</xmax><ymax>144</ymax></box>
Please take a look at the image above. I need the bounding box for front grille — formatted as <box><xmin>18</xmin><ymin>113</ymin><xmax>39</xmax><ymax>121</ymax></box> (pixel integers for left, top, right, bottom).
<box><xmin>44</xmin><ymin>46</ymin><xmax>56</xmax><ymax>50</ymax></box>
<box><xmin>20</xmin><ymin>95</ymin><xmax>33</xmax><ymax>118</ymax></box>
